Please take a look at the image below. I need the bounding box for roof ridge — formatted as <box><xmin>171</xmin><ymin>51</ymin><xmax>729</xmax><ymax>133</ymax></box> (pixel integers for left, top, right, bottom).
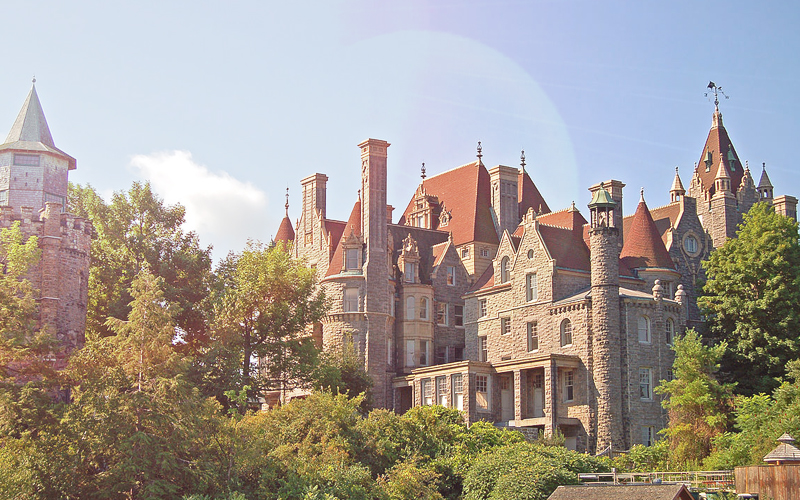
<box><xmin>421</xmin><ymin>160</ymin><xmax>480</xmax><ymax>181</ymax></box>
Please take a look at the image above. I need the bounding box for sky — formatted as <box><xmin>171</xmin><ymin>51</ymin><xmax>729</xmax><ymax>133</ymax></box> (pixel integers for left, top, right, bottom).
<box><xmin>1</xmin><ymin>1</ymin><xmax>797</xmax><ymax>261</ymax></box>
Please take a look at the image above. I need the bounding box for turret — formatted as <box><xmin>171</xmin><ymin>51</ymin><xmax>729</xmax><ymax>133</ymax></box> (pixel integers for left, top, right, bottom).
<box><xmin>587</xmin><ymin>181</ymin><xmax>623</xmax><ymax>452</ymax></box>
<box><xmin>758</xmin><ymin>163</ymin><xmax>774</xmax><ymax>202</ymax></box>
<box><xmin>670</xmin><ymin>167</ymin><xmax>685</xmax><ymax>203</ymax></box>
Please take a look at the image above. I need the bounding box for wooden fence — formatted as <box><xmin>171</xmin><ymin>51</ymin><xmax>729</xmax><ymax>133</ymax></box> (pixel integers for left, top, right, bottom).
<box><xmin>735</xmin><ymin>464</ymin><xmax>800</xmax><ymax>500</ymax></box>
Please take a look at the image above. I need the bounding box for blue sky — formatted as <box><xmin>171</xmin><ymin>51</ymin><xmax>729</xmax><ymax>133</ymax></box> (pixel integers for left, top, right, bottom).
<box><xmin>2</xmin><ymin>1</ymin><xmax>797</xmax><ymax>260</ymax></box>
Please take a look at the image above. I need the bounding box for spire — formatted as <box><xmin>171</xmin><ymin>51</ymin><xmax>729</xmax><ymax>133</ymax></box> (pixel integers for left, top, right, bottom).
<box><xmin>421</xmin><ymin>162</ymin><xmax>426</xmax><ymax>180</ymax></box>
<box><xmin>5</xmin><ymin>82</ymin><xmax>55</xmax><ymax>148</ymax></box>
<box><xmin>758</xmin><ymin>162</ymin><xmax>773</xmax><ymax>189</ymax></box>
<box><xmin>476</xmin><ymin>141</ymin><xmax>483</xmax><ymax>165</ymax></box>
<box><xmin>639</xmin><ymin>187</ymin><xmax>645</xmax><ymax>203</ymax></box>
<box><xmin>520</xmin><ymin>150</ymin><xmax>526</xmax><ymax>174</ymax></box>
<box><xmin>284</xmin><ymin>187</ymin><xmax>290</xmax><ymax>217</ymax></box>
<box><xmin>670</xmin><ymin>166</ymin><xmax>686</xmax><ymax>202</ymax></box>
<box><xmin>620</xmin><ymin>197</ymin><xmax>674</xmax><ymax>269</ymax></box>
<box><xmin>715</xmin><ymin>153</ymin><xmax>731</xmax><ymax>180</ymax></box>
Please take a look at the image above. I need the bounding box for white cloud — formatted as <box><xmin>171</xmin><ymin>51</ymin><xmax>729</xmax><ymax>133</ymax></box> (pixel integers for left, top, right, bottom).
<box><xmin>130</xmin><ymin>150</ymin><xmax>271</xmax><ymax>259</ymax></box>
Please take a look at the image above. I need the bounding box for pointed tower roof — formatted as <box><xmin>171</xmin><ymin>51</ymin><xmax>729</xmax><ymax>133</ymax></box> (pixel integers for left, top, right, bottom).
<box><xmin>518</xmin><ymin>169</ymin><xmax>551</xmax><ymax>219</ymax></box>
<box><xmin>696</xmin><ymin>106</ymin><xmax>741</xmax><ymax>194</ymax></box>
<box><xmin>273</xmin><ymin>188</ymin><xmax>295</xmax><ymax>247</ymax></box>
<box><xmin>715</xmin><ymin>153</ymin><xmax>731</xmax><ymax>181</ymax></box>
<box><xmin>620</xmin><ymin>193</ymin><xmax>675</xmax><ymax>270</ymax></box>
<box><xmin>670</xmin><ymin>167</ymin><xmax>685</xmax><ymax>194</ymax></box>
<box><xmin>0</xmin><ymin>83</ymin><xmax>76</xmax><ymax>169</ymax></box>
<box><xmin>758</xmin><ymin>163</ymin><xmax>774</xmax><ymax>189</ymax></box>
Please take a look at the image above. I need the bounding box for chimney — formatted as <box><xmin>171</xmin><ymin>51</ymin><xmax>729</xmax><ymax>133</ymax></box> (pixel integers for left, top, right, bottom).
<box><xmin>488</xmin><ymin>164</ymin><xmax>520</xmax><ymax>238</ymax></box>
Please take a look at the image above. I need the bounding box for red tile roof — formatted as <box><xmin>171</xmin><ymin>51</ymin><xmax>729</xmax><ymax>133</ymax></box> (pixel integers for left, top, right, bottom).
<box><xmin>324</xmin><ymin>219</ymin><xmax>346</xmax><ymax>260</ymax></box>
<box><xmin>538</xmin><ymin>206</ymin><xmax>587</xmax><ymax>232</ymax></box>
<box><xmin>518</xmin><ymin>170</ymin><xmax>550</xmax><ymax>218</ymax></box>
<box><xmin>398</xmin><ymin>161</ymin><xmax>498</xmax><ymax>246</ymax></box>
<box><xmin>539</xmin><ymin>223</ymin><xmax>591</xmax><ymax>272</ymax></box>
<box><xmin>468</xmin><ymin>260</ymin><xmax>495</xmax><ymax>293</ymax></box>
<box><xmin>274</xmin><ymin>216</ymin><xmax>295</xmax><ymax>246</ymax></box>
<box><xmin>623</xmin><ymin>202</ymin><xmax>681</xmax><ymax>247</ymax></box>
<box><xmin>620</xmin><ymin>200</ymin><xmax>675</xmax><ymax>270</ymax></box>
<box><xmin>696</xmin><ymin>110</ymin><xmax>743</xmax><ymax>195</ymax></box>
<box><xmin>325</xmin><ymin>199</ymin><xmax>361</xmax><ymax>277</ymax></box>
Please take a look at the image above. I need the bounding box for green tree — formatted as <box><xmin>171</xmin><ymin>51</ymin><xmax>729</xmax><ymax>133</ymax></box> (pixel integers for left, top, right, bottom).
<box><xmin>699</xmin><ymin>202</ymin><xmax>800</xmax><ymax>395</ymax></box>
<box><xmin>214</xmin><ymin>242</ymin><xmax>326</xmax><ymax>404</ymax></box>
<box><xmin>311</xmin><ymin>340</ymin><xmax>373</xmax><ymax>411</ymax></box>
<box><xmin>68</xmin><ymin>181</ymin><xmax>213</xmax><ymax>347</ymax></box>
<box><xmin>655</xmin><ymin>329</ymin><xmax>734</xmax><ymax>467</ymax></box>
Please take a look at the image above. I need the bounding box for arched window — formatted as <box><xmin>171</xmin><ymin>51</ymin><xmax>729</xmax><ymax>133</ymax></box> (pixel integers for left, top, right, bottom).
<box><xmin>560</xmin><ymin>319</ymin><xmax>573</xmax><ymax>346</ymax></box>
<box><xmin>665</xmin><ymin>318</ymin><xmax>674</xmax><ymax>345</ymax></box>
<box><xmin>406</xmin><ymin>296</ymin><xmax>415</xmax><ymax>320</ymax></box>
<box><xmin>638</xmin><ymin>315</ymin><xmax>651</xmax><ymax>343</ymax></box>
<box><xmin>420</xmin><ymin>297</ymin><xmax>429</xmax><ymax>320</ymax></box>
<box><xmin>500</xmin><ymin>256</ymin><xmax>510</xmax><ymax>283</ymax></box>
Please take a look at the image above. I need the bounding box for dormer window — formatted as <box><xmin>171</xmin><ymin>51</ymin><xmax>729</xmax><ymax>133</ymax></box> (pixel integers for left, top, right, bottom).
<box><xmin>705</xmin><ymin>151</ymin><xmax>713</xmax><ymax>172</ymax></box>
<box><xmin>404</xmin><ymin>262</ymin><xmax>416</xmax><ymax>283</ymax></box>
<box><xmin>345</xmin><ymin>248</ymin><xmax>359</xmax><ymax>270</ymax></box>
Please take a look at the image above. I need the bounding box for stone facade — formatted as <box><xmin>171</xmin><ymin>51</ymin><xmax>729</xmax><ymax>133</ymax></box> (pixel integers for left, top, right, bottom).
<box><xmin>0</xmin><ymin>84</ymin><xmax>91</xmax><ymax>366</ymax></box>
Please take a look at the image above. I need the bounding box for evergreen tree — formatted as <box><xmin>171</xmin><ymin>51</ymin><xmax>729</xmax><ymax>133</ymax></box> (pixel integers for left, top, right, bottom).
<box><xmin>655</xmin><ymin>329</ymin><xmax>734</xmax><ymax>467</ymax></box>
<box><xmin>699</xmin><ymin>202</ymin><xmax>800</xmax><ymax>394</ymax></box>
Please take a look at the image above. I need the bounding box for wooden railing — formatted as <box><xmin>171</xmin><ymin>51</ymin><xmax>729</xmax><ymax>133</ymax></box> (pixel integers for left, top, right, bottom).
<box><xmin>579</xmin><ymin>469</ymin><xmax>735</xmax><ymax>492</ymax></box>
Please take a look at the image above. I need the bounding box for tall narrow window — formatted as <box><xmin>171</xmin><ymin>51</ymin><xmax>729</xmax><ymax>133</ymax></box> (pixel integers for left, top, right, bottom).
<box><xmin>452</xmin><ymin>374</ymin><xmax>464</xmax><ymax>410</ymax></box>
<box><xmin>404</xmin><ymin>262</ymin><xmax>416</xmax><ymax>283</ymax></box>
<box><xmin>526</xmin><ymin>273</ymin><xmax>537</xmax><ymax>302</ymax></box>
<box><xmin>422</xmin><ymin>379</ymin><xmax>433</xmax><ymax>405</ymax></box>
<box><xmin>478</xmin><ymin>336</ymin><xmax>488</xmax><ymax>362</ymax></box>
<box><xmin>406</xmin><ymin>296</ymin><xmax>415</xmax><ymax>320</ymax></box>
<box><xmin>436</xmin><ymin>376</ymin><xmax>447</xmax><ymax>406</ymax></box>
<box><xmin>501</xmin><ymin>317</ymin><xmax>511</xmax><ymax>335</ymax></box>
<box><xmin>454</xmin><ymin>305</ymin><xmax>464</xmax><ymax>327</ymax></box>
<box><xmin>666</xmin><ymin>318</ymin><xmax>674</xmax><ymax>345</ymax></box>
<box><xmin>500</xmin><ymin>256</ymin><xmax>510</xmax><ymax>283</ymax></box>
<box><xmin>638</xmin><ymin>316</ymin><xmax>651</xmax><ymax>343</ymax></box>
<box><xmin>345</xmin><ymin>248</ymin><xmax>359</xmax><ymax>270</ymax></box>
<box><xmin>560</xmin><ymin>319</ymin><xmax>573</xmax><ymax>347</ymax></box>
<box><xmin>563</xmin><ymin>370</ymin><xmax>574</xmax><ymax>402</ymax></box>
<box><xmin>527</xmin><ymin>321</ymin><xmax>538</xmax><ymax>351</ymax></box>
<box><xmin>405</xmin><ymin>340</ymin><xmax>415</xmax><ymax>367</ymax></box>
<box><xmin>420</xmin><ymin>297</ymin><xmax>429</xmax><ymax>320</ymax></box>
<box><xmin>436</xmin><ymin>302</ymin><xmax>449</xmax><ymax>325</ymax></box>
<box><xmin>478</xmin><ymin>299</ymin><xmax>487</xmax><ymax>318</ymax></box>
<box><xmin>642</xmin><ymin>426</ymin><xmax>655</xmax><ymax>446</ymax></box>
<box><xmin>476</xmin><ymin>374</ymin><xmax>490</xmax><ymax>410</ymax></box>
<box><xmin>447</xmin><ymin>266</ymin><xmax>456</xmax><ymax>286</ymax></box>
<box><xmin>420</xmin><ymin>340</ymin><xmax>430</xmax><ymax>366</ymax></box>
<box><xmin>343</xmin><ymin>288</ymin><xmax>359</xmax><ymax>312</ymax></box>
<box><xmin>387</xmin><ymin>338</ymin><xmax>394</xmax><ymax>368</ymax></box>
<box><xmin>639</xmin><ymin>368</ymin><xmax>652</xmax><ymax>400</ymax></box>
<box><xmin>461</xmin><ymin>247</ymin><xmax>470</xmax><ymax>259</ymax></box>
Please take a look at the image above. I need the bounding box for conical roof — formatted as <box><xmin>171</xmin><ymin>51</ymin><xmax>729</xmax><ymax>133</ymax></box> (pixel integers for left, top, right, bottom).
<box><xmin>696</xmin><ymin>107</ymin><xmax>741</xmax><ymax>194</ymax></box>
<box><xmin>670</xmin><ymin>167</ymin><xmax>685</xmax><ymax>194</ymax></box>
<box><xmin>620</xmin><ymin>195</ymin><xmax>675</xmax><ymax>270</ymax></box>
<box><xmin>0</xmin><ymin>83</ymin><xmax>76</xmax><ymax>169</ymax></box>
<box><xmin>325</xmin><ymin>199</ymin><xmax>361</xmax><ymax>277</ymax></box>
<box><xmin>714</xmin><ymin>154</ymin><xmax>731</xmax><ymax>180</ymax></box>
<box><xmin>764</xmin><ymin>434</ymin><xmax>800</xmax><ymax>463</ymax></box>
<box><xmin>274</xmin><ymin>216</ymin><xmax>295</xmax><ymax>247</ymax></box>
<box><xmin>758</xmin><ymin>164</ymin><xmax>774</xmax><ymax>189</ymax></box>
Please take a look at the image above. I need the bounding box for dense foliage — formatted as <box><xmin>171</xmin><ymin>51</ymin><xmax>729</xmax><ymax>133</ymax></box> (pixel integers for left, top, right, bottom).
<box><xmin>699</xmin><ymin>202</ymin><xmax>800</xmax><ymax>395</ymax></box>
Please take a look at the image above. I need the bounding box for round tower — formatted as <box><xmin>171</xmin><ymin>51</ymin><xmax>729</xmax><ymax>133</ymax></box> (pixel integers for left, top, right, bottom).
<box><xmin>588</xmin><ymin>182</ymin><xmax>624</xmax><ymax>453</ymax></box>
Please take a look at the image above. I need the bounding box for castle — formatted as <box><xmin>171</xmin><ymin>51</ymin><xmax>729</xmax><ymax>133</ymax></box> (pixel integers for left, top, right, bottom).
<box><xmin>280</xmin><ymin>103</ymin><xmax>797</xmax><ymax>454</ymax></box>
<box><xmin>0</xmin><ymin>83</ymin><xmax>92</xmax><ymax>367</ymax></box>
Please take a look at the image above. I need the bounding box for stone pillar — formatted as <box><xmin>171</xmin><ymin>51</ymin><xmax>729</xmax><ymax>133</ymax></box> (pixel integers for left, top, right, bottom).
<box><xmin>544</xmin><ymin>361</ymin><xmax>558</xmax><ymax>436</ymax></box>
<box><xmin>359</xmin><ymin>139</ymin><xmax>392</xmax><ymax>408</ymax></box>
<box><xmin>39</xmin><ymin>202</ymin><xmax>62</xmax><ymax>335</ymax></box>
<box><xmin>513</xmin><ymin>369</ymin><xmax>526</xmax><ymax>422</ymax></box>
<box><xmin>488</xmin><ymin>165</ymin><xmax>520</xmax><ymax>239</ymax></box>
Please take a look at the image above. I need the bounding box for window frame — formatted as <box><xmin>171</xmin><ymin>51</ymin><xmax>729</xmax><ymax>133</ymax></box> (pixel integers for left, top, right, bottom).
<box><xmin>478</xmin><ymin>336</ymin><xmax>488</xmax><ymax>362</ymax></box>
<box><xmin>666</xmin><ymin>318</ymin><xmax>674</xmax><ymax>345</ymax></box>
<box><xmin>527</xmin><ymin>321</ymin><xmax>539</xmax><ymax>351</ymax></box>
<box><xmin>500</xmin><ymin>317</ymin><xmax>511</xmax><ymax>335</ymax></box>
<box><xmin>422</xmin><ymin>378</ymin><xmax>433</xmax><ymax>405</ymax></box>
<box><xmin>452</xmin><ymin>374</ymin><xmax>464</xmax><ymax>411</ymax></box>
<box><xmin>525</xmin><ymin>272</ymin><xmax>537</xmax><ymax>302</ymax></box>
<box><xmin>345</xmin><ymin>248</ymin><xmax>359</xmax><ymax>270</ymax></box>
<box><xmin>478</xmin><ymin>299</ymin><xmax>487</xmax><ymax>318</ymax></box>
<box><xmin>454</xmin><ymin>305</ymin><xmax>464</xmax><ymax>327</ymax></box>
<box><xmin>500</xmin><ymin>256</ymin><xmax>510</xmax><ymax>283</ymax></box>
<box><xmin>475</xmin><ymin>374</ymin><xmax>490</xmax><ymax>410</ymax></box>
<box><xmin>406</xmin><ymin>296</ymin><xmax>415</xmax><ymax>320</ymax></box>
<box><xmin>638</xmin><ymin>315</ymin><xmax>651</xmax><ymax>344</ymax></box>
<box><xmin>436</xmin><ymin>302</ymin><xmax>449</xmax><ymax>326</ymax></box>
<box><xmin>563</xmin><ymin>370</ymin><xmax>574</xmax><ymax>402</ymax></box>
<box><xmin>419</xmin><ymin>297</ymin><xmax>429</xmax><ymax>320</ymax></box>
<box><xmin>639</xmin><ymin>368</ymin><xmax>653</xmax><ymax>400</ymax></box>
<box><xmin>446</xmin><ymin>266</ymin><xmax>456</xmax><ymax>286</ymax></box>
<box><xmin>343</xmin><ymin>287</ymin><xmax>359</xmax><ymax>312</ymax></box>
<box><xmin>560</xmin><ymin>319</ymin><xmax>573</xmax><ymax>347</ymax></box>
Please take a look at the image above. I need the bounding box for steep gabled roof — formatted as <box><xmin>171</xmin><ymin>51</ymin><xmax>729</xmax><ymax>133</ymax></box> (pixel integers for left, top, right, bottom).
<box><xmin>539</xmin><ymin>223</ymin><xmax>590</xmax><ymax>272</ymax></box>
<box><xmin>538</xmin><ymin>205</ymin><xmax>587</xmax><ymax>232</ymax></box>
<box><xmin>468</xmin><ymin>261</ymin><xmax>495</xmax><ymax>293</ymax></box>
<box><xmin>620</xmin><ymin>198</ymin><xmax>675</xmax><ymax>270</ymax></box>
<box><xmin>398</xmin><ymin>161</ymin><xmax>498</xmax><ymax>246</ymax></box>
<box><xmin>325</xmin><ymin>199</ymin><xmax>361</xmax><ymax>277</ymax></box>
<box><xmin>0</xmin><ymin>84</ymin><xmax>76</xmax><ymax>169</ymax></box>
<box><xmin>518</xmin><ymin>170</ymin><xmax>550</xmax><ymax>218</ymax></box>
<box><xmin>696</xmin><ymin>108</ymin><xmax>742</xmax><ymax>195</ymax></box>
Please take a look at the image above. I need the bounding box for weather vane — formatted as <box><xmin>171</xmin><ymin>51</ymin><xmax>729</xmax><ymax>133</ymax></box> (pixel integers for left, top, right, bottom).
<box><xmin>705</xmin><ymin>81</ymin><xmax>728</xmax><ymax>109</ymax></box>
<box><xmin>421</xmin><ymin>162</ymin><xmax>426</xmax><ymax>180</ymax></box>
<box><xmin>476</xmin><ymin>141</ymin><xmax>482</xmax><ymax>163</ymax></box>
<box><xmin>284</xmin><ymin>187</ymin><xmax>290</xmax><ymax>216</ymax></box>
<box><xmin>520</xmin><ymin>150</ymin><xmax>526</xmax><ymax>173</ymax></box>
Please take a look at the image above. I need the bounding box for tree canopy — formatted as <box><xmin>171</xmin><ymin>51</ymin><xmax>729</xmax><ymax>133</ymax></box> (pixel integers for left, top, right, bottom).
<box><xmin>699</xmin><ymin>202</ymin><xmax>800</xmax><ymax>395</ymax></box>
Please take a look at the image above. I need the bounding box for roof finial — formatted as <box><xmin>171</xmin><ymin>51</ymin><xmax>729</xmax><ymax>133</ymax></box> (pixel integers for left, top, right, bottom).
<box><xmin>284</xmin><ymin>187</ymin><xmax>290</xmax><ymax>217</ymax></box>
<box><xmin>705</xmin><ymin>81</ymin><xmax>728</xmax><ymax>111</ymax></box>
<box><xmin>640</xmin><ymin>187</ymin><xmax>645</xmax><ymax>203</ymax></box>
<box><xmin>763</xmin><ymin>161</ymin><xmax>767</xmax><ymax>171</ymax></box>
<box><xmin>520</xmin><ymin>150</ymin><xmax>526</xmax><ymax>174</ymax></box>
<box><xmin>421</xmin><ymin>162</ymin><xmax>426</xmax><ymax>180</ymax></box>
<box><xmin>675</xmin><ymin>166</ymin><xmax>679</xmax><ymax>175</ymax></box>
<box><xmin>357</xmin><ymin>188</ymin><xmax>361</xmax><ymax>200</ymax></box>
<box><xmin>476</xmin><ymin>141</ymin><xmax>482</xmax><ymax>164</ymax></box>
<box><xmin>32</xmin><ymin>75</ymin><xmax>36</xmax><ymax>85</ymax></box>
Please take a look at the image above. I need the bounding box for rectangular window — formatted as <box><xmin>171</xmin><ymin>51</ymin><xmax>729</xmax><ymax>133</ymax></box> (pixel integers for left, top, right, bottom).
<box><xmin>666</xmin><ymin>368</ymin><xmax>674</xmax><ymax>382</ymax></box>
<box><xmin>436</xmin><ymin>302</ymin><xmax>449</xmax><ymax>326</ymax></box>
<box><xmin>640</xmin><ymin>368</ymin><xmax>652</xmax><ymax>400</ymax></box>
<box><xmin>343</xmin><ymin>288</ymin><xmax>359</xmax><ymax>312</ymax></box>
<box><xmin>447</xmin><ymin>266</ymin><xmax>456</xmax><ymax>286</ymax></box>
<box><xmin>422</xmin><ymin>379</ymin><xmax>433</xmax><ymax>405</ymax></box>
<box><xmin>305</xmin><ymin>232</ymin><xmax>313</xmax><ymax>244</ymax></box>
<box><xmin>454</xmin><ymin>346</ymin><xmax>463</xmax><ymax>361</ymax></box>
<box><xmin>478</xmin><ymin>336</ymin><xmax>488</xmax><ymax>362</ymax></box>
<box><xmin>476</xmin><ymin>374</ymin><xmax>490</xmax><ymax>410</ymax></box>
<box><xmin>436</xmin><ymin>376</ymin><xmax>447</xmax><ymax>406</ymax></box>
<box><xmin>501</xmin><ymin>317</ymin><xmax>511</xmax><ymax>335</ymax></box>
<box><xmin>527</xmin><ymin>321</ymin><xmax>538</xmax><ymax>351</ymax></box>
<box><xmin>387</xmin><ymin>338</ymin><xmax>394</xmax><ymax>368</ymax></box>
<box><xmin>461</xmin><ymin>247</ymin><xmax>470</xmax><ymax>259</ymax></box>
<box><xmin>564</xmin><ymin>370</ymin><xmax>574</xmax><ymax>402</ymax></box>
<box><xmin>13</xmin><ymin>154</ymin><xmax>40</xmax><ymax>166</ymax></box>
<box><xmin>452</xmin><ymin>374</ymin><xmax>464</xmax><ymax>410</ymax></box>
<box><xmin>0</xmin><ymin>190</ymin><xmax>7</xmax><ymax>205</ymax></box>
<box><xmin>404</xmin><ymin>262</ymin><xmax>416</xmax><ymax>283</ymax></box>
<box><xmin>420</xmin><ymin>340</ymin><xmax>430</xmax><ymax>366</ymax></box>
<box><xmin>345</xmin><ymin>248</ymin><xmax>359</xmax><ymax>270</ymax></box>
<box><xmin>526</xmin><ymin>273</ymin><xmax>537</xmax><ymax>302</ymax></box>
<box><xmin>643</xmin><ymin>426</ymin><xmax>655</xmax><ymax>446</ymax></box>
<box><xmin>478</xmin><ymin>299</ymin><xmax>487</xmax><ymax>318</ymax></box>
<box><xmin>480</xmin><ymin>248</ymin><xmax>490</xmax><ymax>258</ymax></box>
<box><xmin>406</xmin><ymin>340</ymin><xmax>415</xmax><ymax>367</ymax></box>
<box><xmin>454</xmin><ymin>305</ymin><xmax>464</xmax><ymax>327</ymax></box>
<box><xmin>638</xmin><ymin>316</ymin><xmax>651</xmax><ymax>343</ymax></box>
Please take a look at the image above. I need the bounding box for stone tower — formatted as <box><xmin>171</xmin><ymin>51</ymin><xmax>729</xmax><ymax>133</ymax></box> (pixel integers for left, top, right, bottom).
<box><xmin>358</xmin><ymin>139</ymin><xmax>393</xmax><ymax>408</ymax></box>
<box><xmin>709</xmin><ymin>154</ymin><xmax>738</xmax><ymax>248</ymax></box>
<box><xmin>488</xmin><ymin>164</ymin><xmax>519</xmax><ymax>238</ymax></box>
<box><xmin>0</xmin><ymin>82</ymin><xmax>91</xmax><ymax>366</ymax></box>
<box><xmin>587</xmin><ymin>181</ymin><xmax>624</xmax><ymax>452</ymax></box>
